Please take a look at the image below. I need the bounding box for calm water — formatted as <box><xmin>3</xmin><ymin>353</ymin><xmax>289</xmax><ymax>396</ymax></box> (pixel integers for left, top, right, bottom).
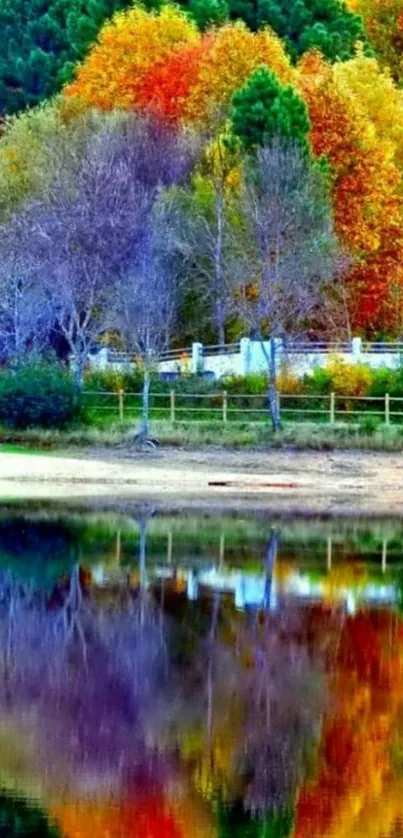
<box><xmin>0</xmin><ymin>507</ymin><xmax>403</xmax><ymax>837</ymax></box>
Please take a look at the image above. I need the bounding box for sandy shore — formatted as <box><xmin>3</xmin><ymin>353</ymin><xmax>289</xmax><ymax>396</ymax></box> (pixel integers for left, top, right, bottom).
<box><xmin>1</xmin><ymin>447</ymin><xmax>403</xmax><ymax>517</ymax></box>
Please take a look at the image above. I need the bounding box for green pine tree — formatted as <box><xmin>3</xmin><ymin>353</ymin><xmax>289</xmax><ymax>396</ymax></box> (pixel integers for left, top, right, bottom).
<box><xmin>231</xmin><ymin>66</ymin><xmax>311</xmax><ymax>153</ymax></box>
<box><xmin>0</xmin><ymin>0</ymin><xmax>132</xmax><ymax>116</ymax></box>
<box><xmin>227</xmin><ymin>0</ymin><xmax>369</xmax><ymax>61</ymax></box>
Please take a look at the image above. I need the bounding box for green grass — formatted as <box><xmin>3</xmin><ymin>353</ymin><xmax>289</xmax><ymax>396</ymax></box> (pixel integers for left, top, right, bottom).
<box><xmin>1</xmin><ymin>419</ymin><xmax>403</xmax><ymax>451</ymax></box>
<box><xmin>0</xmin><ymin>443</ymin><xmax>47</xmax><ymax>455</ymax></box>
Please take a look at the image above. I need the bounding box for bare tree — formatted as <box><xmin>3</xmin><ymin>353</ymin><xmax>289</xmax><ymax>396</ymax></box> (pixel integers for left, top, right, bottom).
<box><xmin>14</xmin><ymin>113</ymin><xmax>195</xmax><ymax>387</ymax></box>
<box><xmin>0</xmin><ymin>222</ymin><xmax>52</xmax><ymax>363</ymax></box>
<box><xmin>178</xmin><ymin>139</ymin><xmax>240</xmax><ymax>346</ymax></box>
<box><xmin>117</xmin><ymin>194</ymin><xmax>183</xmax><ymax>445</ymax></box>
<box><xmin>235</xmin><ymin>141</ymin><xmax>343</xmax><ymax>430</ymax></box>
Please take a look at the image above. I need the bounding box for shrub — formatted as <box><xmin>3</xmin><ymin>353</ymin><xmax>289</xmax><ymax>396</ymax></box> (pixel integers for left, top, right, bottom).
<box><xmin>0</xmin><ymin>362</ymin><xmax>80</xmax><ymax>429</ymax></box>
<box><xmin>84</xmin><ymin>368</ymin><xmax>143</xmax><ymax>393</ymax></box>
<box><xmin>325</xmin><ymin>355</ymin><xmax>374</xmax><ymax>396</ymax></box>
<box><xmin>358</xmin><ymin>415</ymin><xmax>380</xmax><ymax>436</ymax></box>
<box><xmin>302</xmin><ymin>366</ymin><xmax>333</xmax><ymax>394</ymax></box>
<box><xmin>277</xmin><ymin>365</ymin><xmax>303</xmax><ymax>394</ymax></box>
<box><xmin>222</xmin><ymin>373</ymin><xmax>268</xmax><ymax>394</ymax></box>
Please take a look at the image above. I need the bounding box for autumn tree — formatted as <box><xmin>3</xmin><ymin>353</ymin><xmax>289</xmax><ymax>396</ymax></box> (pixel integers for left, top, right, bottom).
<box><xmin>346</xmin><ymin>0</ymin><xmax>403</xmax><ymax>85</ymax></box>
<box><xmin>0</xmin><ymin>101</ymin><xmax>107</xmax><ymax>222</ymax></box>
<box><xmin>296</xmin><ymin>51</ymin><xmax>403</xmax><ymax>333</ymax></box>
<box><xmin>65</xmin><ymin>5</ymin><xmax>199</xmax><ymax>111</ymax></box>
<box><xmin>75</xmin><ymin>16</ymin><xmax>293</xmax><ymax>126</ymax></box>
<box><xmin>332</xmin><ymin>48</ymin><xmax>403</xmax><ymax>168</ymax></box>
<box><xmin>231</xmin><ymin>66</ymin><xmax>310</xmax><ymax>152</ymax></box>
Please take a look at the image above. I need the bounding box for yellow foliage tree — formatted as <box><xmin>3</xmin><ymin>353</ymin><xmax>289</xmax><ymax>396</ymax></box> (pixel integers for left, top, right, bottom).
<box><xmin>183</xmin><ymin>22</ymin><xmax>293</xmax><ymax>125</ymax></box>
<box><xmin>345</xmin><ymin>0</ymin><xmax>403</xmax><ymax>85</ymax></box>
<box><xmin>333</xmin><ymin>47</ymin><xmax>403</xmax><ymax>169</ymax></box>
<box><xmin>65</xmin><ymin>5</ymin><xmax>199</xmax><ymax>111</ymax></box>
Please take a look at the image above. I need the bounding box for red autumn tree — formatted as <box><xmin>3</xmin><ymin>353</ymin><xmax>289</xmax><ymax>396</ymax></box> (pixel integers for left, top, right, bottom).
<box><xmin>297</xmin><ymin>51</ymin><xmax>403</xmax><ymax>333</ymax></box>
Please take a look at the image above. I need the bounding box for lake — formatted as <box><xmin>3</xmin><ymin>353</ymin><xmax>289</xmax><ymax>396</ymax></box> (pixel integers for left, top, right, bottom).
<box><xmin>0</xmin><ymin>505</ymin><xmax>402</xmax><ymax>837</ymax></box>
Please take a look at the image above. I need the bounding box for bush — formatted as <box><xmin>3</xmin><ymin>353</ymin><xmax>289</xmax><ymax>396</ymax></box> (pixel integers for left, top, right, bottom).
<box><xmin>222</xmin><ymin>373</ymin><xmax>268</xmax><ymax>395</ymax></box>
<box><xmin>325</xmin><ymin>355</ymin><xmax>374</xmax><ymax>396</ymax></box>
<box><xmin>0</xmin><ymin>362</ymin><xmax>81</xmax><ymax>429</ymax></box>
<box><xmin>302</xmin><ymin>366</ymin><xmax>332</xmax><ymax>394</ymax></box>
<box><xmin>358</xmin><ymin>415</ymin><xmax>380</xmax><ymax>436</ymax></box>
<box><xmin>84</xmin><ymin>367</ymin><xmax>143</xmax><ymax>393</ymax></box>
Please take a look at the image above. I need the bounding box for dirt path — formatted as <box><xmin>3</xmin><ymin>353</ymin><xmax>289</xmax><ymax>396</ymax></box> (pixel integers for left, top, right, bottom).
<box><xmin>1</xmin><ymin>447</ymin><xmax>403</xmax><ymax>516</ymax></box>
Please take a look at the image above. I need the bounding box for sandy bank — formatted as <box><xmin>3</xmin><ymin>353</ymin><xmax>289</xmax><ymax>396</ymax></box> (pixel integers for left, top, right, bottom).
<box><xmin>0</xmin><ymin>447</ymin><xmax>402</xmax><ymax>517</ymax></box>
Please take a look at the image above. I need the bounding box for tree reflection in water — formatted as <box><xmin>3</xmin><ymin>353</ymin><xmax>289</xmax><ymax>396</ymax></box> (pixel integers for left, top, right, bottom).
<box><xmin>1</xmin><ymin>512</ymin><xmax>402</xmax><ymax>837</ymax></box>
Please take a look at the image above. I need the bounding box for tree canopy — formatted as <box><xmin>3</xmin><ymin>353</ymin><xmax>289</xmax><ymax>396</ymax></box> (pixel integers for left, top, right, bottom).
<box><xmin>0</xmin><ymin>0</ymin><xmax>131</xmax><ymax>116</ymax></box>
<box><xmin>231</xmin><ymin>66</ymin><xmax>310</xmax><ymax>151</ymax></box>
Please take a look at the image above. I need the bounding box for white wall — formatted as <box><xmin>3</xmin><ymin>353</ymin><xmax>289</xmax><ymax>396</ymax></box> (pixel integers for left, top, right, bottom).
<box><xmin>87</xmin><ymin>339</ymin><xmax>403</xmax><ymax>379</ymax></box>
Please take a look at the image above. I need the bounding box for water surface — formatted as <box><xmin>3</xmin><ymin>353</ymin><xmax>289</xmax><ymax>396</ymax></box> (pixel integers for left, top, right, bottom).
<box><xmin>0</xmin><ymin>507</ymin><xmax>402</xmax><ymax>837</ymax></box>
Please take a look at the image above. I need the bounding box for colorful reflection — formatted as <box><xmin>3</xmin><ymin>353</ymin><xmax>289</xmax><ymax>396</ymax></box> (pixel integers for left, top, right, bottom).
<box><xmin>0</xmin><ymin>510</ymin><xmax>403</xmax><ymax>836</ymax></box>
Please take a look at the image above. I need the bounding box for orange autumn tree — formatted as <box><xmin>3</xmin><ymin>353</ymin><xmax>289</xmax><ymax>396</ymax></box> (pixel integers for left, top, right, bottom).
<box><xmin>296</xmin><ymin>51</ymin><xmax>403</xmax><ymax>332</ymax></box>
<box><xmin>65</xmin><ymin>5</ymin><xmax>199</xmax><ymax>111</ymax></box>
<box><xmin>136</xmin><ymin>37</ymin><xmax>211</xmax><ymax>124</ymax></box>
<box><xmin>124</xmin><ymin>21</ymin><xmax>293</xmax><ymax>127</ymax></box>
<box><xmin>327</xmin><ymin>50</ymin><xmax>403</xmax><ymax>331</ymax></box>
<box><xmin>70</xmin><ymin>13</ymin><xmax>292</xmax><ymax>127</ymax></box>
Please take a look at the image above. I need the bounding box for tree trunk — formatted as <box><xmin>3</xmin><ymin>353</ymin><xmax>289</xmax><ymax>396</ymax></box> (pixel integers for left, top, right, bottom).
<box><xmin>214</xmin><ymin>191</ymin><xmax>225</xmax><ymax>348</ymax></box>
<box><xmin>263</xmin><ymin>528</ymin><xmax>279</xmax><ymax>611</ymax></box>
<box><xmin>268</xmin><ymin>337</ymin><xmax>282</xmax><ymax>431</ymax></box>
<box><xmin>73</xmin><ymin>344</ymin><xmax>86</xmax><ymax>390</ymax></box>
<box><xmin>139</xmin><ymin>366</ymin><xmax>151</xmax><ymax>439</ymax></box>
<box><xmin>138</xmin><ymin>518</ymin><xmax>148</xmax><ymax>592</ymax></box>
<box><xmin>216</xmin><ymin>305</ymin><xmax>225</xmax><ymax>348</ymax></box>
<box><xmin>74</xmin><ymin>358</ymin><xmax>85</xmax><ymax>390</ymax></box>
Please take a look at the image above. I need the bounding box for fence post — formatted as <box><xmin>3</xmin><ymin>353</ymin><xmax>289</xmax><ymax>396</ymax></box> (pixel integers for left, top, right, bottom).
<box><xmin>239</xmin><ymin>337</ymin><xmax>251</xmax><ymax>376</ymax></box>
<box><xmin>223</xmin><ymin>390</ymin><xmax>228</xmax><ymax>424</ymax></box>
<box><xmin>170</xmin><ymin>389</ymin><xmax>176</xmax><ymax>423</ymax></box>
<box><xmin>118</xmin><ymin>389</ymin><xmax>124</xmax><ymax>422</ymax></box>
<box><xmin>330</xmin><ymin>392</ymin><xmax>335</xmax><ymax>425</ymax></box>
<box><xmin>385</xmin><ymin>393</ymin><xmax>390</xmax><ymax>426</ymax></box>
<box><xmin>191</xmin><ymin>342</ymin><xmax>204</xmax><ymax>375</ymax></box>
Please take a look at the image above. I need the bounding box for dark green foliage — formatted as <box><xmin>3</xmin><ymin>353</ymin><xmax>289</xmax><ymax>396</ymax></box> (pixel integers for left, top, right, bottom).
<box><xmin>226</xmin><ymin>0</ymin><xmax>368</xmax><ymax>61</ymax></box>
<box><xmin>216</xmin><ymin>801</ymin><xmax>294</xmax><ymax>838</ymax></box>
<box><xmin>189</xmin><ymin>0</ymin><xmax>228</xmax><ymax>29</ymax></box>
<box><xmin>231</xmin><ymin>67</ymin><xmax>310</xmax><ymax>152</ymax></box>
<box><xmin>0</xmin><ymin>0</ymin><xmax>131</xmax><ymax>115</ymax></box>
<box><xmin>0</xmin><ymin>791</ymin><xmax>60</xmax><ymax>838</ymax></box>
<box><xmin>0</xmin><ymin>517</ymin><xmax>80</xmax><ymax>585</ymax></box>
<box><xmin>0</xmin><ymin>361</ymin><xmax>81</xmax><ymax>428</ymax></box>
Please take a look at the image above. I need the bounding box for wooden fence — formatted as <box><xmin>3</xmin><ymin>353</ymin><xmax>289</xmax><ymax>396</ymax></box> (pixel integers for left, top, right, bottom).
<box><xmin>83</xmin><ymin>390</ymin><xmax>403</xmax><ymax>425</ymax></box>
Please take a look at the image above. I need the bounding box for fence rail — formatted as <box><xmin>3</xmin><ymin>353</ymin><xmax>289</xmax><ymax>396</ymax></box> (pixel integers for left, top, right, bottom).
<box><xmin>90</xmin><ymin>339</ymin><xmax>403</xmax><ymax>368</ymax></box>
<box><xmin>203</xmin><ymin>342</ymin><xmax>240</xmax><ymax>357</ymax></box>
<box><xmin>83</xmin><ymin>390</ymin><xmax>403</xmax><ymax>426</ymax></box>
